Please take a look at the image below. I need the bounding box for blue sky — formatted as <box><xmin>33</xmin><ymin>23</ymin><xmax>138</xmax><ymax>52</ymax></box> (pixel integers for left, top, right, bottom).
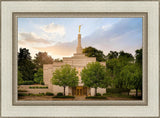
<box><xmin>18</xmin><ymin>18</ymin><xmax>142</xmax><ymax>59</ymax></box>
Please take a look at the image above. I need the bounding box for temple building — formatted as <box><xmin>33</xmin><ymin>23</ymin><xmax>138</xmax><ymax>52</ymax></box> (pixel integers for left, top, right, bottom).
<box><xmin>43</xmin><ymin>27</ymin><xmax>106</xmax><ymax>96</ymax></box>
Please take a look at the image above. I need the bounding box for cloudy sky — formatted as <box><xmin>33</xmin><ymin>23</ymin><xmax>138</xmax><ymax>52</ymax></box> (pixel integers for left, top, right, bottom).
<box><xmin>18</xmin><ymin>18</ymin><xmax>142</xmax><ymax>59</ymax></box>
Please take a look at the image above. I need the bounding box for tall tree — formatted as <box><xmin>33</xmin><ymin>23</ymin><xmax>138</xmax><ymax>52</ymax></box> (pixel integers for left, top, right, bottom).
<box><xmin>18</xmin><ymin>70</ymin><xmax>23</xmax><ymax>85</ymax></box>
<box><xmin>119</xmin><ymin>51</ymin><xmax>134</xmax><ymax>62</ymax></box>
<box><xmin>33</xmin><ymin>52</ymin><xmax>53</xmax><ymax>69</ymax></box>
<box><xmin>51</xmin><ymin>64</ymin><xmax>79</xmax><ymax>96</ymax></box>
<box><xmin>106</xmin><ymin>51</ymin><xmax>134</xmax><ymax>88</ymax></box>
<box><xmin>135</xmin><ymin>48</ymin><xmax>142</xmax><ymax>66</ymax></box>
<box><xmin>18</xmin><ymin>48</ymin><xmax>35</xmax><ymax>81</ymax></box>
<box><xmin>81</xmin><ymin>62</ymin><xmax>110</xmax><ymax>95</ymax></box>
<box><xmin>120</xmin><ymin>64</ymin><xmax>142</xmax><ymax>96</ymax></box>
<box><xmin>107</xmin><ymin>51</ymin><xmax>118</xmax><ymax>59</ymax></box>
<box><xmin>34</xmin><ymin>68</ymin><xmax>43</xmax><ymax>84</ymax></box>
<box><xmin>83</xmin><ymin>46</ymin><xmax>106</xmax><ymax>62</ymax></box>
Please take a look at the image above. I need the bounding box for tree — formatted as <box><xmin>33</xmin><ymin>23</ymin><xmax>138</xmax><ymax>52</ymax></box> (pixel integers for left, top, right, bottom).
<box><xmin>81</xmin><ymin>62</ymin><xmax>110</xmax><ymax>96</ymax></box>
<box><xmin>54</xmin><ymin>58</ymin><xmax>63</xmax><ymax>62</ymax></box>
<box><xmin>106</xmin><ymin>51</ymin><xmax>134</xmax><ymax>88</ymax></box>
<box><xmin>83</xmin><ymin>46</ymin><xmax>106</xmax><ymax>62</ymax></box>
<box><xmin>18</xmin><ymin>48</ymin><xmax>31</xmax><ymax>61</ymax></box>
<box><xmin>18</xmin><ymin>48</ymin><xmax>36</xmax><ymax>81</ymax></box>
<box><xmin>51</xmin><ymin>64</ymin><xmax>79</xmax><ymax>96</ymax></box>
<box><xmin>18</xmin><ymin>70</ymin><xmax>23</xmax><ymax>85</ymax></box>
<box><xmin>107</xmin><ymin>51</ymin><xmax>118</xmax><ymax>59</ymax></box>
<box><xmin>34</xmin><ymin>68</ymin><xmax>43</xmax><ymax>84</ymax></box>
<box><xmin>119</xmin><ymin>51</ymin><xmax>134</xmax><ymax>63</ymax></box>
<box><xmin>120</xmin><ymin>64</ymin><xmax>142</xmax><ymax>96</ymax></box>
<box><xmin>135</xmin><ymin>48</ymin><xmax>142</xmax><ymax>66</ymax></box>
<box><xmin>135</xmin><ymin>48</ymin><xmax>142</xmax><ymax>96</ymax></box>
<box><xmin>33</xmin><ymin>52</ymin><xmax>53</xmax><ymax>69</ymax></box>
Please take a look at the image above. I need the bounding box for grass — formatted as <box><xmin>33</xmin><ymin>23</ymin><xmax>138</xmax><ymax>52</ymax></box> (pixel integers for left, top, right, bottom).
<box><xmin>103</xmin><ymin>93</ymin><xmax>142</xmax><ymax>99</ymax></box>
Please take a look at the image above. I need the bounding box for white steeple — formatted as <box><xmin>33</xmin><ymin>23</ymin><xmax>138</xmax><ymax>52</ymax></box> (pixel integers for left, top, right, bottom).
<box><xmin>76</xmin><ymin>33</ymin><xmax>83</xmax><ymax>54</ymax></box>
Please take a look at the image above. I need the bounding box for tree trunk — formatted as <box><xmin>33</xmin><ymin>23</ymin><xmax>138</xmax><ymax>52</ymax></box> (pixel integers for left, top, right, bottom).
<box><xmin>136</xmin><ymin>88</ymin><xmax>138</xmax><ymax>97</ymax></box>
<box><xmin>95</xmin><ymin>88</ymin><xmax>97</xmax><ymax>96</ymax></box>
<box><xmin>64</xmin><ymin>86</ymin><xmax>66</xmax><ymax>96</ymax></box>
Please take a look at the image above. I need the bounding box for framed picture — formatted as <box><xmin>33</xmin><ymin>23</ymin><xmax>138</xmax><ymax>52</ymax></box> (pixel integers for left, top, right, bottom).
<box><xmin>1</xmin><ymin>0</ymin><xmax>159</xmax><ymax>118</ymax></box>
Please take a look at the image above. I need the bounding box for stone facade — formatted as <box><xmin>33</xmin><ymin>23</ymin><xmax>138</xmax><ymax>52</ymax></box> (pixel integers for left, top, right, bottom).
<box><xmin>43</xmin><ymin>33</ymin><xmax>106</xmax><ymax>96</ymax></box>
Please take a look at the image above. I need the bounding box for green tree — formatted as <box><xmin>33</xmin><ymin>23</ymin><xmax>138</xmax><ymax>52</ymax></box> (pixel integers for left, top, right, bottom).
<box><xmin>135</xmin><ymin>48</ymin><xmax>142</xmax><ymax>96</ymax></box>
<box><xmin>18</xmin><ymin>70</ymin><xmax>23</xmax><ymax>85</ymax></box>
<box><xmin>18</xmin><ymin>48</ymin><xmax>36</xmax><ymax>81</ymax></box>
<box><xmin>120</xmin><ymin>64</ymin><xmax>142</xmax><ymax>96</ymax></box>
<box><xmin>33</xmin><ymin>52</ymin><xmax>53</xmax><ymax>69</ymax></box>
<box><xmin>83</xmin><ymin>46</ymin><xmax>106</xmax><ymax>62</ymax></box>
<box><xmin>51</xmin><ymin>64</ymin><xmax>79</xmax><ymax>96</ymax></box>
<box><xmin>81</xmin><ymin>62</ymin><xmax>110</xmax><ymax>95</ymax></box>
<box><xmin>135</xmin><ymin>48</ymin><xmax>142</xmax><ymax>66</ymax></box>
<box><xmin>107</xmin><ymin>51</ymin><xmax>118</xmax><ymax>59</ymax></box>
<box><xmin>106</xmin><ymin>51</ymin><xmax>134</xmax><ymax>88</ymax></box>
<box><xmin>119</xmin><ymin>51</ymin><xmax>134</xmax><ymax>63</ymax></box>
<box><xmin>34</xmin><ymin>68</ymin><xmax>43</xmax><ymax>84</ymax></box>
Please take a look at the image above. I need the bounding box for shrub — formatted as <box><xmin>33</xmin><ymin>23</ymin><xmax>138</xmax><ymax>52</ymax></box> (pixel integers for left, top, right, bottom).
<box><xmin>18</xmin><ymin>93</ymin><xmax>27</xmax><ymax>96</ymax></box>
<box><xmin>46</xmin><ymin>92</ymin><xmax>54</xmax><ymax>96</ymax></box>
<box><xmin>39</xmin><ymin>93</ymin><xmax>45</xmax><ymax>96</ymax></box>
<box><xmin>20</xmin><ymin>81</ymin><xmax>34</xmax><ymax>85</ymax></box>
<box><xmin>18</xmin><ymin>90</ymin><xmax>27</xmax><ymax>92</ymax></box>
<box><xmin>41</xmin><ymin>81</ymin><xmax>45</xmax><ymax>85</ymax></box>
<box><xmin>103</xmin><ymin>93</ymin><xmax>108</xmax><ymax>96</ymax></box>
<box><xmin>96</xmin><ymin>93</ymin><xmax>101</xmax><ymax>96</ymax></box>
<box><xmin>53</xmin><ymin>96</ymin><xmax>75</xmax><ymax>98</ymax></box>
<box><xmin>57</xmin><ymin>92</ymin><xmax>63</xmax><ymax>96</ymax></box>
<box><xmin>29</xmin><ymin>86</ymin><xmax>48</xmax><ymax>89</ymax></box>
<box><xmin>106</xmin><ymin>88</ymin><xmax>130</xmax><ymax>94</ymax></box>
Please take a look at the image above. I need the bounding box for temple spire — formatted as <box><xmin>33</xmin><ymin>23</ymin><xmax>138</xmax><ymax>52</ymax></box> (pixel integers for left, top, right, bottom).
<box><xmin>76</xmin><ymin>25</ymin><xmax>83</xmax><ymax>54</ymax></box>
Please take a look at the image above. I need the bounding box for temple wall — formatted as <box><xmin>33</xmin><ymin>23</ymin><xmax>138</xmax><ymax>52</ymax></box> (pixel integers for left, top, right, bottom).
<box><xmin>97</xmin><ymin>87</ymin><xmax>106</xmax><ymax>95</ymax></box>
<box><xmin>52</xmin><ymin>85</ymin><xmax>69</xmax><ymax>96</ymax></box>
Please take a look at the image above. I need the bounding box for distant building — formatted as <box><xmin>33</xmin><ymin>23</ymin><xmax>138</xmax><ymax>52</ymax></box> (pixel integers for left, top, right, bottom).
<box><xmin>43</xmin><ymin>32</ymin><xmax>106</xmax><ymax>96</ymax></box>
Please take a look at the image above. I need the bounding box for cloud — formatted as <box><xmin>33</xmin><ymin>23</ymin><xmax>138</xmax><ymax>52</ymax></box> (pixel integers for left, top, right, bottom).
<box><xmin>81</xmin><ymin>18</ymin><xmax>142</xmax><ymax>56</ymax></box>
<box><xmin>19</xmin><ymin>18</ymin><xmax>142</xmax><ymax>59</ymax></box>
<box><xmin>18</xmin><ymin>32</ymin><xmax>52</xmax><ymax>46</ymax></box>
<box><xmin>34</xmin><ymin>41</ymin><xmax>77</xmax><ymax>58</ymax></box>
<box><xmin>41</xmin><ymin>23</ymin><xmax>66</xmax><ymax>36</ymax></box>
<box><xmin>32</xmin><ymin>19</ymin><xmax>142</xmax><ymax>58</ymax></box>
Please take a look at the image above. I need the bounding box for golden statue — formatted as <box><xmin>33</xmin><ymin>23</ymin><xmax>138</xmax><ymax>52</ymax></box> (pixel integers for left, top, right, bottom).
<box><xmin>79</xmin><ymin>25</ymin><xmax>82</xmax><ymax>33</ymax></box>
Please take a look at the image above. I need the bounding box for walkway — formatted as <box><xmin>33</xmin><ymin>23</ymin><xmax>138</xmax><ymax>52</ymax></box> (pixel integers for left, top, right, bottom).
<box><xmin>74</xmin><ymin>95</ymin><xmax>86</xmax><ymax>100</ymax></box>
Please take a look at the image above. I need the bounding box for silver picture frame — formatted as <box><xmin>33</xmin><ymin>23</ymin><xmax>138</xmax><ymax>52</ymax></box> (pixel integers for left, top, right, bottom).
<box><xmin>1</xmin><ymin>0</ymin><xmax>159</xmax><ymax>117</ymax></box>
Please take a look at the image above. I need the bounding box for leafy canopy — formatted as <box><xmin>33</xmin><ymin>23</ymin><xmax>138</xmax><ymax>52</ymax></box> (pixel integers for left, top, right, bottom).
<box><xmin>51</xmin><ymin>64</ymin><xmax>79</xmax><ymax>87</ymax></box>
<box><xmin>18</xmin><ymin>48</ymin><xmax>35</xmax><ymax>81</ymax></box>
<box><xmin>83</xmin><ymin>46</ymin><xmax>106</xmax><ymax>62</ymax></box>
<box><xmin>81</xmin><ymin>62</ymin><xmax>110</xmax><ymax>89</ymax></box>
<box><xmin>33</xmin><ymin>52</ymin><xmax>53</xmax><ymax>69</ymax></box>
<box><xmin>34</xmin><ymin>68</ymin><xmax>43</xmax><ymax>84</ymax></box>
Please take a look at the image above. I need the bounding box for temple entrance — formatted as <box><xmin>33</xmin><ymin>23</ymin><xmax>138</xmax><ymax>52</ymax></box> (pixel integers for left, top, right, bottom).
<box><xmin>72</xmin><ymin>86</ymin><xmax>87</xmax><ymax>96</ymax></box>
<box><xmin>76</xmin><ymin>86</ymin><xmax>83</xmax><ymax>96</ymax></box>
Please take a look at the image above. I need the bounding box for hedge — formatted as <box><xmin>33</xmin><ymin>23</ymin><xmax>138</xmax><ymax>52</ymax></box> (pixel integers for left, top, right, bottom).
<box><xmin>46</xmin><ymin>92</ymin><xmax>54</xmax><ymax>96</ymax></box>
<box><xmin>19</xmin><ymin>81</ymin><xmax>34</xmax><ymax>85</ymax></box>
<box><xmin>106</xmin><ymin>88</ymin><xmax>130</xmax><ymax>94</ymax></box>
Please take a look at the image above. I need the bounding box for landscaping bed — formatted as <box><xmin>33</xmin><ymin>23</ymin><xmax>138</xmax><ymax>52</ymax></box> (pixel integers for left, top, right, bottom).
<box><xmin>86</xmin><ymin>96</ymin><xmax>106</xmax><ymax>99</ymax></box>
<box><xmin>53</xmin><ymin>96</ymin><xmax>75</xmax><ymax>98</ymax></box>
